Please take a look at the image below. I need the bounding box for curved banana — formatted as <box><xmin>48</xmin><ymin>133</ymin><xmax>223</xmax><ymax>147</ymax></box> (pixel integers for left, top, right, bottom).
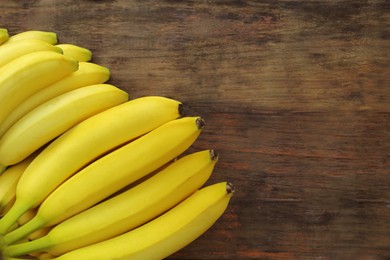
<box><xmin>0</xmin><ymin>96</ymin><xmax>183</xmax><ymax>235</ymax></box>
<box><xmin>6</xmin><ymin>149</ymin><xmax>218</xmax><ymax>256</ymax></box>
<box><xmin>4</xmin><ymin>30</ymin><xmax>57</xmax><ymax>45</ymax></box>
<box><xmin>3</xmin><ymin>116</ymin><xmax>204</xmax><ymax>245</ymax></box>
<box><xmin>0</xmin><ymin>39</ymin><xmax>63</xmax><ymax>68</ymax></box>
<box><xmin>0</xmin><ymin>83</ymin><xmax>128</xmax><ymax>167</ymax></box>
<box><xmin>56</xmin><ymin>44</ymin><xmax>92</xmax><ymax>62</ymax></box>
<box><xmin>0</xmin><ymin>153</ymin><xmax>38</xmax><ymax>215</ymax></box>
<box><xmin>0</xmin><ymin>62</ymin><xmax>110</xmax><ymax>138</ymax></box>
<box><xmin>0</xmin><ymin>28</ymin><xmax>9</xmax><ymax>45</ymax></box>
<box><xmin>51</xmin><ymin>182</ymin><xmax>234</xmax><ymax>260</ymax></box>
<box><xmin>0</xmin><ymin>51</ymin><xmax>79</xmax><ymax>166</ymax></box>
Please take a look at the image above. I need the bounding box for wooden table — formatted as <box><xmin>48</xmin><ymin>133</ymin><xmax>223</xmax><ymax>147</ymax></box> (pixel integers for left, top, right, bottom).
<box><xmin>2</xmin><ymin>0</ymin><xmax>389</xmax><ymax>259</ymax></box>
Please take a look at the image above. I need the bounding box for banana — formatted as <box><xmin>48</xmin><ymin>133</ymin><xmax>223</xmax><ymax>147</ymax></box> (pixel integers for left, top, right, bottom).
<box><xmin>4</xmin><ymin>30</ymin><xmax>57</xmax><ymax>45</ymax></box>
<box><xmin>56</xmin><ymin>44</ymin><xmax>92</xmax><ymax>62</ymax></box>
<box><xmin>50</xmin><ymin>182</ymin><xmax>234</xmax><ymax>260</ymax></box>
<box><xmin>0</xmin><ymin>51</ymin><xmax>79</xmax><ymax>166</ymax></box>
<box><xmin>6</xmin><ymin>149</ymin><xmax>218</xmax><ymax>256</ymax></box>
<box><xmin>0</xmin><ymin>96</ymin><xmax>183</xmax><ymax>235</ymax></box>
<box><xmin>3</xmin><ymin>116</ymin><xmax>204</xmax><ymax>245</ymax></box>
<box><xmin>0</xmin><ymin>61</ymin><xmax>110</xmax><ymax>138</ymax></box>
<box><xmin>0</xmin><ymin>153</ymin><xmax>38</xmax><ymax>215</ymax></box>
<box><xmin>0</xmin><ymin>83</ymin><xmax>128</xmax><ymax>167</ymax></box>
<box><xmin>0</xmin><ymin>28</ymin><xmax>9</xmax><ymax>45</ymax></box>
<box><xmin>0</xmin><ymin>39</ymin><xmax>63</xmax><ymax>68</ymax></box>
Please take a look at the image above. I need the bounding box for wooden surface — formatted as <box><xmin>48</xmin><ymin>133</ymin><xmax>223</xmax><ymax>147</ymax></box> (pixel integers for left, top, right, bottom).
<box><xmin>2</xmin><ymin>0</ymin><xmax>389</xmax><ymax>259</ymax></box>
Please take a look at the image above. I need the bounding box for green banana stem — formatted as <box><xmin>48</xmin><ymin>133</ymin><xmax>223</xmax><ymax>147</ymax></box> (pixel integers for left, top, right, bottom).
<box><xmin>4</xmin><ymin>235</ymin><xmax>51</xmax><ymax>257</ymax></box>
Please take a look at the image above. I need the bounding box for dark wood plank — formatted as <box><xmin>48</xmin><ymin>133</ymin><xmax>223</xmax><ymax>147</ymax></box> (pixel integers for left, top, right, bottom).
<box><xmin>1</xmin><ymin>0</ymin><xmax>389</xmax><ymax>259</ymax></box>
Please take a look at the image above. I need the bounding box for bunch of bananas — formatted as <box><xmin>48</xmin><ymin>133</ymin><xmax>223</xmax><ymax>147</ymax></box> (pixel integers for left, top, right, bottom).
<box><xmin>0</xmin><ymin>28</ymin><xmax>234</xmax><ymax>259</ymax></box>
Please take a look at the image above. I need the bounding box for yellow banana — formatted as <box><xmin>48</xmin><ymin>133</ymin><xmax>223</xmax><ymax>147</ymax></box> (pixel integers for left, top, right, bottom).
<box><xmin>0</xmin><ymin>51</ymin><xmax>79</xmax><ymax>165</ymax></box>
<box><xmin>6</xmin><ymin>149</ymin><xmax>218</xmax><ymax>256</ymax></box>
<box><xmin>0</xmin><ymin>154</ymin><xmax>38</xmax><ymax>215</ymax></box>
<box><xmin>4</xmin><ymin>30</ymin><xmax>57</xmax><ymax>45</ymax></box>
<box><xmin>56</xmin><ymin>44</ymin><xmax>92</xmax><ymax>62</ymax></box>
<box><xmin>0</xmin><ymin>28</ymin><xmax>9</xmax><ymax>45</ymax></box>
<box><xmin>0</xmin><ymin>62</ymin><xmax>110</xmax><ymax>138</ymax></box>
<box><xmin>0</xmin><ymin>39</ymin><xmax>63</xmax><ymax>68</ymax></box>
<box><xmin>0</xmin><ymin>83</ymin><xmax>128</xmax><ymax>166</ymax></box>
<box><xmin>0</xmin><ymin>96</ymin><xmax>182</xmax><ymax>235</ymax></box>
<box><xmin>3</xmin><ymin>116</ymin><xmax>204</xmax><ymax>245</ymax></box>
<box><xmin>51</xmin><ymin>182</ymin><xmax>234</xmax><ymax>260</ymax></box>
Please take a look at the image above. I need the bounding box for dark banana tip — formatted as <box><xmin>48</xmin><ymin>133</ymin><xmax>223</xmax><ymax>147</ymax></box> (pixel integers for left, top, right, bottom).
<box><xmin>178</xmin><ymin>103</ymin><xmax>184</xmax><ymax>117</ymax></box>
<box><xmin>226</xmin><ymin>182</ymin><xmax>235</xmax><ymax>194</ymax></box>
<box><xmin>209</xmin><ymin>149</ymin><xmax>219</xmax><ymax>161</ymax></box>
<box><xmin>195</xmin><ymin>117</ymin><xmax>205</xmax><ymax>130</ymax></box>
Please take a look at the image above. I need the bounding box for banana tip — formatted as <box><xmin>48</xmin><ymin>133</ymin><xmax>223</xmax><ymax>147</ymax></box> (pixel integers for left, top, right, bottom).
<box><xmin>209</xmin><ymin>149</ymin><xmax>219</xmax><ymax>161</ymax></box>
<box><xmin>196</xmin><ymin>117</ymin><xmax>205</xmax><ymax>129</ymax></box>
<box><xmin>226</xmin><ymin>182</ymin><xmax>235</xmax><ymax>194</ymax></box>
<box><xmin>178</xmin><ymin>103</ymin><xmax>184</xmax><ymax>116</ymax></box>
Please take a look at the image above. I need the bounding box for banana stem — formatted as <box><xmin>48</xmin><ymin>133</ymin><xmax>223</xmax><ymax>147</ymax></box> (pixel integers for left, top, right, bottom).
<box><xmin>3</xmin><ymin>215</ymin><xmax>46</xmax><ymax>246</ymax></box>
<box><xmin>0</xmin><ymin>200</ymin><xmax>30</xmax><ymax>235</ymax></box>
<box><xmin>5</xmin><ymin>234</ymin><xmax>51</xmax><ymax>258</ymax></box>
<box><xmin>226</xmin><ymin>182</ymin><xmax>235</xmax><ymax>193</ymax></box>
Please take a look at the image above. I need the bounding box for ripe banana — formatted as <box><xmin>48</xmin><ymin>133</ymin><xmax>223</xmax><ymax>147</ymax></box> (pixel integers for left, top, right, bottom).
<box><xmin>3</xmin><ymin>116</ymin><xmax>204</xmax><ymax>245</ymax></box>
<box><xmin>0</xmin><ymin>51</ymin><xmax>79</xmax><ymax>164</ymax></box>
<box><xmin>0</xmin><ymin>61</ymin><xmax>110</xmax><ymax>138</ymax></box>
<box><xmin>51</xmin><ymin>182</ymin><xmax>234</xmax><ymax>260</ymax></box>
<box><xmin>0</xmin><ymin>83</ymin><xmax>128</xmax><ymax>167</ymax></box>
<box><xmin>56</xmin><ymin>44</ymin><xmax>92</xmax><ymax>62</ymax></box>
<box><xmin>4</xmin><ymin>30</ymin><xmax>57</xmax><ymax>45</ymax></box>
<box><xmin>0</xmin><ymin>96</ymin><xmax>183</xmax><ymax>235</ymax></box>
<box><xmin>0</xmin><ymin>28</ymin><xmax>9</xmax><ymax>45</ymax></box>
<box><xmin>0</xmin><ymin>39</ymin><xmax>63</xmax><ymax>68</ymax></box>
<box><xmin>0</xmin><ymin>153</ymin><xmax>38</xmax><ymax>216</ymax></box>
<box><xmin>6</xmin><ymin>149</ymin><xmax>218</xmax><ymax>256</ymax></box>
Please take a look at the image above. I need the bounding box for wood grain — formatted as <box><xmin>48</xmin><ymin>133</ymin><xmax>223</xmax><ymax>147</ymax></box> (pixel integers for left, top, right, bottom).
<box><xmin>1</xmin><ymin>0</ymin><xmax>389</xmax><ymax>259</ymax></box>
